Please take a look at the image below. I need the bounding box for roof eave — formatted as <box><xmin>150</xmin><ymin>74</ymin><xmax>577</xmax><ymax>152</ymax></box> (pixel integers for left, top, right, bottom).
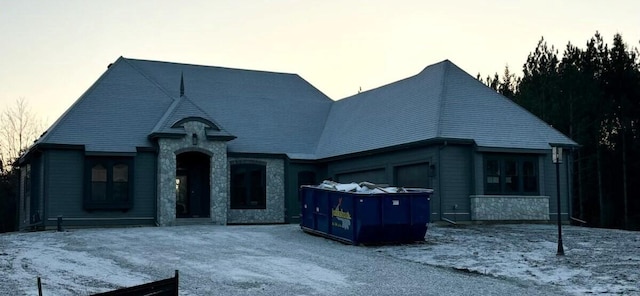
<box><xmin>148</xmin><ymin>132</ymin><xmax>185</xmax><ymax>140</ymax></box>
<box><xmin>206</xmin><ymin>135</ymin><xmax>237</xmax><ymax>142</ymax></box>
<box><xmin>317</xmin><ymin>137</ymin><xmax>476</xmax><ymax>162</ymax></box>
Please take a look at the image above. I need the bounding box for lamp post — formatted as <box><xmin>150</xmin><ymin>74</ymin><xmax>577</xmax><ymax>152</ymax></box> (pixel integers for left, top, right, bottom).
<box><xmin>552</xmin><ymin>146</ymin><xmax>565</xmax><ymax>256</ymax></box>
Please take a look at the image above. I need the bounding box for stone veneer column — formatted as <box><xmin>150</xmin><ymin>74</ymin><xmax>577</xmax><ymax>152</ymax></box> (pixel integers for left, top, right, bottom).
<box><xmin>157</xmin><ymin>138</ymin><xmax>177</xmax><ymax>226</ymax></box>
<box><xmin>209</xmin><ymin>141</ymin><xmax>228</xmax><ymax>225</ymax></box>
<box><xmin>156</xmin><ymin>121</ymin><xmax>229</xmax><ymax>226</ymax></box>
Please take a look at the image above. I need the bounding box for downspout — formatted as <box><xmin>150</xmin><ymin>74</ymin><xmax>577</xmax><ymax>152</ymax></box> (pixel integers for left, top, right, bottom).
<box><xmin>40</xmin><ymin>150</ymin><xmax>47</xmax><ymax>229</ymax></box>
<box><xmin>153</xmin><ymin>146</ymin><xmax>160</xmax><ymax>227</ymax></box>
<box><xmin>565</xmin><ymin>149</ymin><xmax>572</xmax><ymax>223</ymax></box>
<box><xmin>283</xmin><ymin>156</ymin><xmax>290</xmax><ymax>224</ymax></box>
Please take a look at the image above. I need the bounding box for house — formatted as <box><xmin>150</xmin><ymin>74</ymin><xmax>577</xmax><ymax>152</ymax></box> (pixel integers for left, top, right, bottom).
<box><xmin>18</xmin><ymin>57</ymin><xmax>578</xmax><ymax>228</ymax></box>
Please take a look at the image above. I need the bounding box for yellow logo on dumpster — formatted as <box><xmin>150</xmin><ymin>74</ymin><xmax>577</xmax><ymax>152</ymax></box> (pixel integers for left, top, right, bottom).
<box><xmin>332</xmin><ymin>208</ymin><xmax>351</xmax><ymax>220</ymax></box>
<box><xmin>332</xmin><ymin>197</ymin><xmax>351</xmax><ymax>230</ymax></box>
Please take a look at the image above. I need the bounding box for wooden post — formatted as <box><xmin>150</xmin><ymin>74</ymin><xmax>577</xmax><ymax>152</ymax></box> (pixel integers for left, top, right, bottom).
<box><xmin>174</xmin><ymin>270</ymin><xmax>179</xmax><ymax>296</ymax></box>
<box><xmin>37</xmin><ymin>277</ymin><xmax>43</xmax><ymax>296</ymax></box>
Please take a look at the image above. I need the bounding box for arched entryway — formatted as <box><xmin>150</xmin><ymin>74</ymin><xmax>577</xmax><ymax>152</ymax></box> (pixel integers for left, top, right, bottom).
<box><xmin>176</xmin><ymin>151</ymin><xmax>211</xmax><ymax>218</ymax></box>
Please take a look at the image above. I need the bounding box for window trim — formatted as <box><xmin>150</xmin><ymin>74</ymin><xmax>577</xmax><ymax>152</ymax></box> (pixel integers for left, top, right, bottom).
<box><xmin>230</xmin><ymin>163</ymin><xmax>267</xmax><ymax>210</ymax></box>
<box><xmin>84</xmin><ymin>157</ymin><xmax>134</xmax><ymax>211</ymax></box>
<box><xmin>483</xmin><ymin>154</ymin><xmax>538</xmax><ymax>195</ymax></box>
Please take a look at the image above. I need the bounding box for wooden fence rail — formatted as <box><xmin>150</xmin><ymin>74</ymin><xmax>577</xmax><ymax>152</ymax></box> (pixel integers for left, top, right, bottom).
<box><xmin>37</xmin><ymin>270</ymin><xmax>179</xmax><ymax>296</ymax></box>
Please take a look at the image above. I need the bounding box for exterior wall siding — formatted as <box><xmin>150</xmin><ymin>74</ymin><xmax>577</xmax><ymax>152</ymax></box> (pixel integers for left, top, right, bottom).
<box><xmin>439</xmin><ymin>145</ymin><xmax>472</xmax><ymax>221</ymax></box>
<box><xmin>44</xmin><ymin>149</ymin><xmax>157</xmax><ymax>227</ymax></box>
<box><xmin>285</xmin><ymin>162</ymin><xmax>325</xmax><ymax>223</ymax></box>
<box><xmin>543</xmin><ymin>151</ymin><xmax>571</xmax><ymax>220</ymax></box>
<box><xmin>133</xmin><ymin>151</ymin><xmax>157</xmax><ymax>220</ymax></box>
<box><xmin>45</xmin><ymin>149</ymin><xmax>84</xmax><ymax>224</ymax></box>
<box><xmin>227</xmin><ymin>157</ymin><xmax>285</xmax><ymax>224</ymax></box>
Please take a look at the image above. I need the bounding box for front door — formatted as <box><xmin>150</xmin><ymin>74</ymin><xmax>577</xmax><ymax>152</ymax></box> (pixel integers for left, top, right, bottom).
<box><xmin>176</xmin><ymin>152</ymin><xmax>211</xmax><ymax>218</ymax></box>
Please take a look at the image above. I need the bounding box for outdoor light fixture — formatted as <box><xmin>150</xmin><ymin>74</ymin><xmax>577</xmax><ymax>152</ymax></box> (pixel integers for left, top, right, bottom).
<box><xmin>192</xmin><ymin>133</ymin><xmax>198</xmax><ymax>146</ymax></box>
<box><xmin>552</xmin><ymin>146</ymin><xmax>563</xmax><ymax>164</ymax></box>
<box><xmin>552</xmin><ymin>145</ymin><xmax>565</xmax><ymax>256</ymax></box>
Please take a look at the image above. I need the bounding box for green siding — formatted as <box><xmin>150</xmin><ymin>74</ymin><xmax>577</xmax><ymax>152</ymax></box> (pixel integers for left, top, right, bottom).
<box><xmin>46</xmin><ymin>149</ymin><xmax>84</xmax><ymax>221</ymax></box>
<box><xmin>134</xmin><ymin>151</ymin><xmax>157</xmax><ymax>218</ymax></box>
<box><xmin>285</xmin><ymin>162</ymin><xmax>325</xmax><ymax>223</ymax></box>
<box><xmin>44</xmin><ymin>149</ymin><xmax>157</xmax><ymax>227</ymax></box>
<box><xmin>439</xmin><ymin>145</ymin><xmax>471</xmax><ymax>221</ymax></box>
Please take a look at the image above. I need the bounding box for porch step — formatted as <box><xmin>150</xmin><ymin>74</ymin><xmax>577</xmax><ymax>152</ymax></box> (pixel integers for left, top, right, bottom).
<box><xmin>175</xmin><ymin>218</ymin><xmax>214</xmax><ymax>226</ymax></box>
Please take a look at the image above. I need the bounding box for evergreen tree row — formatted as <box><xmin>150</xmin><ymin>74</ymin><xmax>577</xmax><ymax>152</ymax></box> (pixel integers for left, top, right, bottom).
<box><xmin>480</xmin><ymin>32</ymin><xmax>640</xmax><ymax>230</ymax></box>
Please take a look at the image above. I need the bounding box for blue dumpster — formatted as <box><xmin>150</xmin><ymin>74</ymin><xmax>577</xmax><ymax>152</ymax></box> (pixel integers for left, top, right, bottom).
<box><xmin>300</xmin><ymin>185</ymin><xmax>432</xmax><ymax>245</ymax></box>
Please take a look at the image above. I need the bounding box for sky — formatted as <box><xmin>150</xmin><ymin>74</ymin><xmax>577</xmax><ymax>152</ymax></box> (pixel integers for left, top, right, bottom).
<box><xmin>1</xmin><ymin>0</ymin><xmax>639</xmax><ymax>128</ymax></box>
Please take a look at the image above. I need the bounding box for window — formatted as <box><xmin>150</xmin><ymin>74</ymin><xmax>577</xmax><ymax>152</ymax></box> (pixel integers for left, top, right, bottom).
<box><xmin>484</xmin><ymin>155</ymin><xmax>538</xmax><ymax>195</ymax></box>
<box><xmin>85</xmin><ymin>157</ymin><xmax>133</xmax><ymax>210</ymax></box>
<box><xmin>230</xmin><ymin>163</ymin><xmax>266</xmax><ymax>209</ymax></box>
<box><xmin>505</xmin><ymin>160</ymin><xmax>518</xmax><ymax>193</ymax></box>
<box><xmin>485</xmin><ymin>160</ymin><xmax>500</xmax><ymax>193</ymax></box>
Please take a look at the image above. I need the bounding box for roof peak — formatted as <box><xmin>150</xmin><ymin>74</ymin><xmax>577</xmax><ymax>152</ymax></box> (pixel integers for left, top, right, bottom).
<box><xmin>180</xmin><ymin>72</ymin><xmax>184</xmax><ymax>97</ymax></box>
<box><xmin>121</xmin><ymin>56</ymin><xmax>301</xmax><ymax>77</ymax></box>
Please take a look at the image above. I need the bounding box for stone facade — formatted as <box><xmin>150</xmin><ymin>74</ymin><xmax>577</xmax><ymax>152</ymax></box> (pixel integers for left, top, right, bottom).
<box><xmin>157</xmin><ymin>121</ymin><xmax>229</xmax><ymax>226</ymax></box>
<box><xmin>227</xmin><ymin>157</ymin><xmax>285</xmax><ymax>224</ymax></box>
<box><xmin>156</xmin><ymin>120</ymin><xmax>286</xmax><ymax>226</ymax></box>
<box><xmin>470</xmin><ymin>195</ymin><xmax>550</xmax><ymax>221</ymax></box>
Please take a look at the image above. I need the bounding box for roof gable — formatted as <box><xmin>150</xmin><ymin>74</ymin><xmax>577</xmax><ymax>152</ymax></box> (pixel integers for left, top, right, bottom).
<box><xmin>149</xmin><ymin>95</ymin><xmax>235</xmax><ymax>140</ymax></box>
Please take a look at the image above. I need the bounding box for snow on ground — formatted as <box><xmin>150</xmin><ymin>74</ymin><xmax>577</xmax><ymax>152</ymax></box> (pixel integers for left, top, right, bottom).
<box><xmin>376</xmin><ymin>224</ymin><xmax>640</xmax><ymax>295</ymax></box>
<box><xmin>0</xmin><ymin>223</ymin><xmax>638</xmax><ymax>295</ymax></box>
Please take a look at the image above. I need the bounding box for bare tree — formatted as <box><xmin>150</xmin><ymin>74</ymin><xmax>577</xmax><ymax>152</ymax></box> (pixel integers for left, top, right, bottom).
<box><xmin>0</xmin><ymin>97</ymin><xmax>44</xmax><ymax>172</ymax></box>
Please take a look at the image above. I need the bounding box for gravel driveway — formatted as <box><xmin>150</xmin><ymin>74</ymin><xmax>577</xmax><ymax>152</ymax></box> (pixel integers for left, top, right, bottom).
<box><xmin>0</xmin><ymin>224</ymin><xmax>569</xmax><ymax>295</ymax></box>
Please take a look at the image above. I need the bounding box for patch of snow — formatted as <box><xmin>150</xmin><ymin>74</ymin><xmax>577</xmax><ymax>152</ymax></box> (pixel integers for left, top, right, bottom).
<box><xmin>1</xmin><ymin>223</ymin><xmax>638</xmax><ymax>295</ymax></box>
<box><xmin>375</xmin><ymin>224</ymin><xmax>640</xmax><ymax>295</ymax></box>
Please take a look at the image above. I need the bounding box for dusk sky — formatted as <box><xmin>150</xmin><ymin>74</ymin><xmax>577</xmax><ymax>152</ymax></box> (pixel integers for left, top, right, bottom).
<box><xmin>1</xmin><ymin>0</ymin><xmax>639</xmax><ymax>127</ymax></box>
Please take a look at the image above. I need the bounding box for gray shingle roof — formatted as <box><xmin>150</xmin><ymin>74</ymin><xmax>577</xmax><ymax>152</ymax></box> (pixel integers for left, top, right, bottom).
<box><xmin>438</xmin><ymin>61</ymin><xmax>575</xmax><ymax>149</ymax></box>
<box><xmin>35</xmin><ymin>57</ymin><xmax>576</xmax><ymax>160</ymax></box>
<box><xmin>37</xmin><ymin>57</ymin><xmax>333</xmax><ymax>155</ymax></box>
<box><xmin>39</xmin><ymin>58</ymin><xmax>174</xmax><ymax>152</ymax></box>
<box><xmin>314</xmin><ymin>60</ymin><xmax>577</xmax><ymax>158</ymax></box>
